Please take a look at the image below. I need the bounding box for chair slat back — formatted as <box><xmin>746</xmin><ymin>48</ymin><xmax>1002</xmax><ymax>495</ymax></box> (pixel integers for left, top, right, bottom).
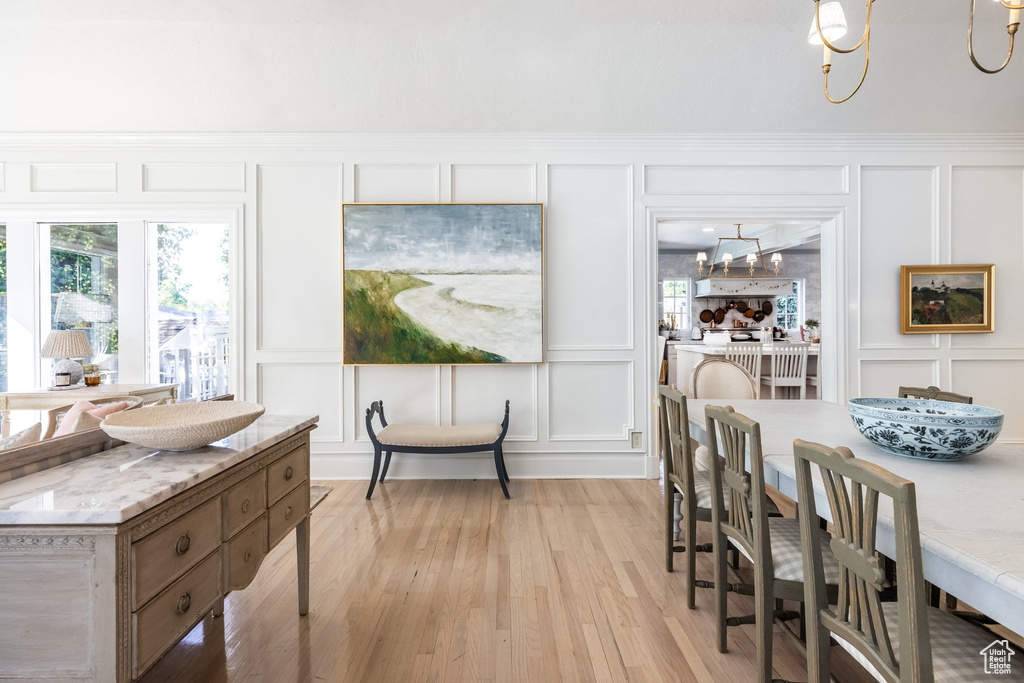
<box><xmin>724</xmin><ymin>342</ymin><xmax>763</xmax><ymax>379</ymax></box>
<box><xmin>793</xmin><ymin>440</ymin><xmax>934</xmax><ymax>683</ymax></box>
<box><xmin>659</xmin><ymin>386</ymin><xmax>694</xmax><ymax>495</ymax></box>
<box><xmin>769</xmin><ymin>344</ymin><xmax>810</xmax><ymax>385</ymax></box>
<box><xmin>704</xmin><ymin>404</ymin><xmax>769</xmax><ymax>565</ymax></box>
<box><xmin>897</xmin><ymin>386</ymin><xmax>972</xmax><ymax>404</ymax></box>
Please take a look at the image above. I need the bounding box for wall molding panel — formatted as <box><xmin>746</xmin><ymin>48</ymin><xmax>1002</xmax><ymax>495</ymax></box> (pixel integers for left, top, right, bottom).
<box><xmin>644</xmin><ymin>164</ymin><xmax>849</xmax><ymax>196</ymax></box>
<box><xmin>29</xmin><ymin>163</ymin><xmax>117</xmax><ymax>193</ymax></box>
<box><xmin>142</xmin><ymin>162</ymin><xmax>246</xmax><ymax>192</ymax></box>
<box><xmin>0</xmin><ymin>134</ymin><xmax>1021</xmax><ymax>478</ymax></box>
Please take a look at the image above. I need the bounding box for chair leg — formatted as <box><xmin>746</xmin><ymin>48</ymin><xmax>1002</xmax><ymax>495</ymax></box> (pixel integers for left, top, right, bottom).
<box><xmin>366</xmin><ymin>445</ymin><xmax>382</xmax><ymax>499</ymax></box>
<box><xmin>685</xmin><ymin>501</ymin><xmax>698</xmax><ymax>609</ymax></box>
<box><xmin>379</xmin><ymin>450</ymin><xmax>394</xmax><ymax>482</ymax></box>
<box><xmin>714</xmin><ymin>532</ymin><xmax>729</xmax><ymax>653</ymax></box>
<box><xmin>755</xmin><ymin>570</ymin><xmax>773</xmax><ymax>683</ymax></box>
<box><xmin>494</xmin><ymin>446</ymin><xmax>510</xmax><ymax>499</ymax></box>
<box><xmin>665</xmin><ymin>489</ymin><xmax>676</xmax><ymax>573</ymax></box>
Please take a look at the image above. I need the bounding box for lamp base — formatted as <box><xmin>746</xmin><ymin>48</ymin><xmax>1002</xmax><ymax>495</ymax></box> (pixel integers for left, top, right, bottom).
<box><xmin>53</xmin><ymin>358</ymin><xmax>84</xmax><ymax>385</ymax></box>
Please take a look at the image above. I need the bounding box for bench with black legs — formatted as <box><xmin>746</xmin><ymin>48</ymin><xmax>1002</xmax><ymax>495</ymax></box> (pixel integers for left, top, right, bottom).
<box><xmin>364</xmin><ymin>400</ymin><xmax>511</xmax><ymax>499</ymax></box>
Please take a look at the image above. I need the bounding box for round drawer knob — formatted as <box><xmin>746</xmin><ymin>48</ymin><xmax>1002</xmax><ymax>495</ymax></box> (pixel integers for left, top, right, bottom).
<box><xmin>285</xmin><ymin>506</ymin><xmax>293</xmax><ymax>521</ymax></box>
<box><xmin>284</xmin><ymin>466</ymin><xmax>294</xmax><ymax>481</ymax></box>
<box><xmin>243</xmin><ymin>549</ymin><xmax>253</xmax><ymax>563</ymax></box>
<box><xmin>175</xmin><ymin>592</ymin><xmax>192</xmax><ymax>615</ymax></box>
<box><xmin>241</xmin><ymin>498</ymin><xmax>250</xmax><ymax>514</ymax></box>
<box><xmin>174</xmin><ymin>533</ymin><xmax>191</xmax><ymax>556</ymax></box>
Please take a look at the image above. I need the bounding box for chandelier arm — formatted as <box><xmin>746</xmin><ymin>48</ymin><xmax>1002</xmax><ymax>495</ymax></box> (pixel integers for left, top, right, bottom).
<box><xmin>814</xmin><ymin>0</ymin><xmax>872</xmax><ymax>54</ymax></box>
<box><xmin>824</xmin><ymin>20</ymin><xmax>872</xmax><ymax>104</ymax></box>
<box><xmin>1001</xmin><ymin>0</ymin><xmax>1024</xmax><ymax>10</ymax></box>
<box><xmin>969</xmin><ymin>0</ymin><xmax>1017</xmax><ymax>74</ymax></box>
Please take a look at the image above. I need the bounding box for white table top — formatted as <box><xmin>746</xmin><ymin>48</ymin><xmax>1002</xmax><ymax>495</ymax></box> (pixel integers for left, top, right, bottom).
<box><xmin>686</xmin><ymin>398</ymin><xmax>1024</xmax><ymax>637</ymax></box>
<box><xmin>0</xmin><ymin>414</ymin><xmax>317</xmax><ymax>525</ymax></box>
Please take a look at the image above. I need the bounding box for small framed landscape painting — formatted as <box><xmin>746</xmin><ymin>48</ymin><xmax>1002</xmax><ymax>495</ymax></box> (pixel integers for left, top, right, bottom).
<box><xmin>900</xmin><ymin>264</ymin><xmax>995</xmax><ymax>334</ymax></box>
<box><xmin>343</xmin><ymin>203</ymin><xmax>544</xmax><ymax>365</ymax></box>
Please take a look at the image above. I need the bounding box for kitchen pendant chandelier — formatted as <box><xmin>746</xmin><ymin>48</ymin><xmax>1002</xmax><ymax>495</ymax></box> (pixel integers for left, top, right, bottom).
<box><xmin>810</xmin><ymin>0</ymin><xmax>1021</xmax><ymax>103</ymax></box>
<box><xmin>703</xmin><ymin>224</ymin><xmax>771</xmax><ymax>278</ymax></box>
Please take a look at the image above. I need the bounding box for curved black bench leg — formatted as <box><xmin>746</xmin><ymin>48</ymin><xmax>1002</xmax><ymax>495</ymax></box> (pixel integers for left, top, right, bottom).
<box><xmin>380</xmin><ymin>449</ymin><xmax>393</xmax><ymax>482</ymax></box>
<box><xmin>366</xmin><ymin>445</ymin><xmax>382</xmax><ymax>499</ymax></box>
<box><xmin>494</xmin><ymin>445</ymin><xmax>510</xmax><ymax>499</ymax></box>
<box><xmin>500</xmin><ymin>449</ymin><xmax>510</xmax><ymax>482</ymax></box>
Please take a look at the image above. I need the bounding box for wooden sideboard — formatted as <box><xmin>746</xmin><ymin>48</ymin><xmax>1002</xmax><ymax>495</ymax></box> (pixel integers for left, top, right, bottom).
<box><xmin>0</xmin><ymin>415</ymin><xmax>317</xmax><ymax>682</ymax></box>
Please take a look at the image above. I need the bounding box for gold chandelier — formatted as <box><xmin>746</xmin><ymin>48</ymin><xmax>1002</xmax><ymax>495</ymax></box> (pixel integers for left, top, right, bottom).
<box><xmin>810</xmin><ymin>0</ymin><xmax>1021</xmax><ymax>103</ymax></box>
<box><xmin>703</xmin><ymin>224</ymin><xmax>771</xmax><ymax>278</ymax></box>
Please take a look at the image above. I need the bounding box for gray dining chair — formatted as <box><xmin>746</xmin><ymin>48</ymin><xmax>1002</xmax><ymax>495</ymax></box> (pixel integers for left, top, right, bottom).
<box><xmin>659</xmin><ymin>386</ymin><xmax>723</xmax><ymax>607</ymax></box>
<box><xmin>793</xmin><ymin>440</ymin><xmax>1005</xmax><ymax>683</ymax></box>
<box><xmin>897</xmin><ymin>386</ymin><xmax>973</xmax><ymax>404</ymax></box>
<box><xmin>705</xmin><ymin>404</ymin><xmax>839</xmax><ymax>683</ymax></box>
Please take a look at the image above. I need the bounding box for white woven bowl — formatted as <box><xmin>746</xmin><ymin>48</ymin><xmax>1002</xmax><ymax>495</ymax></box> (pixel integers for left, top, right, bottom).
<box><xmin>101</xmin><ymin>401</ymin><xmax>266</xmax><ymax>451</ymax></box>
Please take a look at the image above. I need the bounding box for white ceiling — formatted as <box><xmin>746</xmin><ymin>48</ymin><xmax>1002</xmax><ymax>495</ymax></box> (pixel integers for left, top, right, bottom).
<box><xmin>658</xmin><ymin>221</ymin><xmax>821</xmax><ymax>254</ymax></box>
<box><xmin>1</xmin><ymin>2</ymin><xmax>1023</xmax><ymax>133</ymax></box>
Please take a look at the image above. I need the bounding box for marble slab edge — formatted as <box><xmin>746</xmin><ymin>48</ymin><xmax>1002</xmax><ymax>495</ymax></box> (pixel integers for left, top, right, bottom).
<box><xmin>0</xmin><ymin>414</ymin><xmax>318</xmax><ymax>526</ymax></box>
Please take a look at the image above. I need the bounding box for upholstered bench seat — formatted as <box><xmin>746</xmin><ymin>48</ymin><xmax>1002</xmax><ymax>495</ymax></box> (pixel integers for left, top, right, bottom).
<box><xmin>376</xmin><ymin>423</ymin><xmax>502</xmax><ymax>448</ymax></box>
<box><xmin>365</xmin><ymin>400</ymin><xmax>511</xmax><ymax>500</ymax></box>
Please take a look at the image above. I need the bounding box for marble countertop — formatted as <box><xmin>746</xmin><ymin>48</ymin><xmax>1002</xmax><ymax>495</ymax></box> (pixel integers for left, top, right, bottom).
<box><xmin>0</xmin><ymin>414</ymin><xmax>318</xmax><ymax>526</ymax></box>
<box><xmin>675</xmin><ymin>342</ymin><xmax>820</xmax><ymax>355</ymax></box>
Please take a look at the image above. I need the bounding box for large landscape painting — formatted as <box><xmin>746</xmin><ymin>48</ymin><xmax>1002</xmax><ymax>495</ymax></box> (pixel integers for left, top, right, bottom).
<box><xmin>343</xmin><ymin>203</ymin><xmax>544</xmax><ymax>364</ymax></box>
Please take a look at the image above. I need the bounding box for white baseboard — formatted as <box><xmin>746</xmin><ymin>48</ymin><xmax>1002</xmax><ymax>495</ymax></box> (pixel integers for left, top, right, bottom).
<box><xmin>310</xmin><ymin>451</ymin><xmax>647</xmax><ymax>480</ymax></box>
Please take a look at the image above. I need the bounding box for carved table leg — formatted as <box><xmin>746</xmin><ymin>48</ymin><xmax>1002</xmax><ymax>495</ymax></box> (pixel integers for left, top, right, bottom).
<box><xmin>296</xmin><ymin>516</ymin><xmax>310</xmax><ymax>616</ymax></box>
<box><xmin>1</xmin><ymin>407</ymin><xmax>10</xmax><ymax>438</ymax></box>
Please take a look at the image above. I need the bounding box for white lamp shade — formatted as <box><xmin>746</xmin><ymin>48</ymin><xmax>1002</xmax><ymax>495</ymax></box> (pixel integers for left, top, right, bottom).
<box><xmin>808</xmin><ymin>1</ymin><xmax>848</xmax><ymax>45</ymax></box>
<box><xmin>41</xmin><ymin>330</ymin><xmax>93</xmax><ymax>359</ymax></box>
<box><xmin>746</xmin><ymin>253</ymin><xmax>757</xmax><ymax>263</ymax></box>
<box><xmin>771</xmin><ymin>253</ymin><xmax>783</xmax><ymax>263</ymax></box>
<box><xmin>696</xmin><ymin>251</ymin><xmax>708</xmax><ymax>262</ymax></box>
<box><xmin>722</xmin><ymin>253</ymin><xmax>733</xmax><ymax>262</ymax></box>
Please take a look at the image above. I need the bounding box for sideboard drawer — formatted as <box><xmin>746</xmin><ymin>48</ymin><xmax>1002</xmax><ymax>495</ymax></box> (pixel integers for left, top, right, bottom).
<box><xmin>268</xmin><ymin>484</ymin><xmax>309</xmax><ymax>548</ymax></box>
<box><xmin>133</xmin><ymin>549</ymin><xmax>222</xmax><ymax>678</ymax></box>
<box><xmin>267</xmin><ymin>445</ymin><xmax>308</xmax><ymax>505</ymax></box>
<box><xmin>222</xmin><ymin>471</ymin><xmax>267</xmax><ymax>540</ymax></box>
<box><xmin>224</xmin><ymin>514</ymin><xmax>268</xmax><ymax>592</ymax></box>
<box><xmin>133</xmin><ymin>497</ymin><xmax>222</xmax><ymax>609</ymax></box>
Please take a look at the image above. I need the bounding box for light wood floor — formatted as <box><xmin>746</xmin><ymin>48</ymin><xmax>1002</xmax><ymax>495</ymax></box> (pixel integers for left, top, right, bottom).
<box><xmin>141</xmin><ymin>477</ymin><xmax>876</xmax><ymax>683</ymax></box>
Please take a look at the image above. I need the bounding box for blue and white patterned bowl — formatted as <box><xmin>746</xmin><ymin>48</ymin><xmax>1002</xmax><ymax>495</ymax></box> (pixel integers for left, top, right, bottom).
<box><xmin>848</xmin><ymin>398</ymin><xmax>1003</xmax><ymax>461</ymax></box>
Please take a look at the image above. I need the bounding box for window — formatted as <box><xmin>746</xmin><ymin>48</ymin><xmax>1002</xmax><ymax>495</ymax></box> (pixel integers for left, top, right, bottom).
<box><xmin>47</xmin><ymin>224</ymin><xmax>119</xmax><ymax>382</ymax></box>
<box><xmin>775</xmin><ymin>280</ymin><xmax>804</xmax><ymax>330</ymax></box>
<box><xmin>661</xmin><ymin>279</ymin><xmax>689</xmax><ymax>329</ymax></box>
<box><xmin>149</xmin><ymin>223</ymin><xmax>230</xmax><ymax>401</ymax></box>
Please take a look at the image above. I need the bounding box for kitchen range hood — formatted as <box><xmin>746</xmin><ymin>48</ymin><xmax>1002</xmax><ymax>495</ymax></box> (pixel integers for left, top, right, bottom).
<box><xmin>694</xmin><ymin>277</ymin><xmax>793</xmax><ymax>298</ymax></box>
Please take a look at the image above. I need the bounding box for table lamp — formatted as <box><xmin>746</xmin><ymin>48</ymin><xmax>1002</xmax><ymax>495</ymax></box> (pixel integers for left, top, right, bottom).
<box><xmin>41</xmin><ymin>330</ymin><xmax>93</xmax><ymax>386</ymax></box>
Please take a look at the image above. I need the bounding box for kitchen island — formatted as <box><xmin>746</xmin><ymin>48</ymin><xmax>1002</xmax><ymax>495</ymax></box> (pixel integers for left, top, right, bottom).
<box><xmin>672</xmin><ymin>341</ymin><xmax>819</xmax><ymax>397</ymax></box>
<box><xmin>0</xmin><ymin>414</ymin><xmax>318</xmax><ymax>682</ymax></box>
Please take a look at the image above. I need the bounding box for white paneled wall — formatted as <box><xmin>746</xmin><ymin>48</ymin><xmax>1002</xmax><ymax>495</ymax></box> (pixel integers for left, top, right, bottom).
<box><xmin>1</xmin><ymin>134</ymin><xmax>1022</xmax><ymax>484</ymax></box>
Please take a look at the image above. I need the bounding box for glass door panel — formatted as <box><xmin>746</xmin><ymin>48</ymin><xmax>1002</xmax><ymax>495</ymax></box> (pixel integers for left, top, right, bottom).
<box><xmin>47</xmin><ymin>223</ymin><xmax>119</xmax><ymax>382</ymax></box>
<box><xmin>149</xmin><ymin>223</ymin><xmax>230</xmax><ymax>401</ymax></box>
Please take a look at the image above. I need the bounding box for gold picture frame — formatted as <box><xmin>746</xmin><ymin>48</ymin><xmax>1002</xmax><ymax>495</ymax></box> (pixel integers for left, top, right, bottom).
<box><xmin>900</xmin><ymin>264</ymin><xmax>995</xmax><ymax>335</ymax></box>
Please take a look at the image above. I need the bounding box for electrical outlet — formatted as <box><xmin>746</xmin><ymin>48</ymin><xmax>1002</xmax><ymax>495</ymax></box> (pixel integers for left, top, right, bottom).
<box><xmin>630</xmin><ymin>431</ymin><xmax>643</xmax><ymax>449</ymax></box>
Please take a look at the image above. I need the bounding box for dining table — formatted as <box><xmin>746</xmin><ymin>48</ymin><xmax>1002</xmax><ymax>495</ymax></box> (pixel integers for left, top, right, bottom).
<box><xmin>685</xmin><ymin>398</ymin><xmax>1024</xmax><ymax>638</ymax></box>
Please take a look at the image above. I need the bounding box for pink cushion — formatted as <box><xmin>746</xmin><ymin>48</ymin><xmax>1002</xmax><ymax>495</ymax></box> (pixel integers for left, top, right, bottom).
<box><xmin>55</xmin><ymin>401</ymin><xmax>98</xmax><ymax>437</ymax></box>
<box><xmin>88</xmin><ymin>401</ymin><xmax>131</xmax><ymax>419</ymax></box>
